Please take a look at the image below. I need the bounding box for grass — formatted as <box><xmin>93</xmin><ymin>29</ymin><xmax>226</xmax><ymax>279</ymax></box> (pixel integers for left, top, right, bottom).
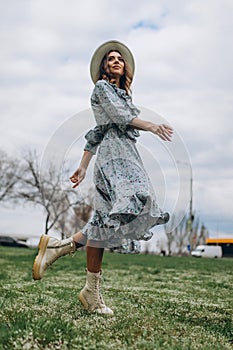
<box><xmin>0</xmin><ymin>247</ymin><xmax>232</xmax><ymax>350</ymax></box>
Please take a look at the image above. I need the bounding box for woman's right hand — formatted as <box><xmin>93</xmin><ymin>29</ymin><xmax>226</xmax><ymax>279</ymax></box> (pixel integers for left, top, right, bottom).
<box><xmin>150</xmin><ymin>123</ymin><xmax>173</xmax><ymax>141</ymax></box>
<box><xmin>130</xmin><ymin>118</ymin><xmax>173</xmax><ymax>141</ymax></box>
<box><xmin>70</xmin><ymin>167</ymin><xmax>86</xmax><ymax>188</ymax></box>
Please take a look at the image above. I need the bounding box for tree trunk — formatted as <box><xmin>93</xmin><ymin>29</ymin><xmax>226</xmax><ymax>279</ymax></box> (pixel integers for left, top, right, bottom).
<box><xmin>45</xmin><ymin>214</ymin><xmax>50</xmax><ymax>235</ymax></box>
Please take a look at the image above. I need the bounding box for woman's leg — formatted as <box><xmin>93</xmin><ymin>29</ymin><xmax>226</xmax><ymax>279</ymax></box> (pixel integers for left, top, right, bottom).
<box><xmin>78</xmin><ymin>241</ymin><xmax>113</xmax><ymax>314</ymax></box>
<box><xmin>72</xmin><ymin>232</ymin><xmax>87</xmax><ymax>246</ymax></box>
<box><xmin>33</xmin><ymin>231</ymin><xmax>86</xmax><ymax>280</ymax></box>
<box><xmin>86</xmin><ymin>245</ymin><xmax>104</xmax><ymax>273</ymax></box>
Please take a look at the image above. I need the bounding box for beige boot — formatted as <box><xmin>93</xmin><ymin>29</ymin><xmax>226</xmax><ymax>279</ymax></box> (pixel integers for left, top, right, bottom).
<box><xmin>33</xmin><ymin>235</ymin><xmax>76</xmax><ymax>280</ymax></box>
<box><xmin>79</xmin><ymin>270</ymin><xmax>113</xmax><ymax>315</ymax></box>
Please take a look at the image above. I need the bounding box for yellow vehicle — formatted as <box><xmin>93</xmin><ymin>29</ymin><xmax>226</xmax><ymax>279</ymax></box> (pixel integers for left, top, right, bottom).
<box><xmin>206</xmin><ymin>238</ymin><xmax>233</xmax><ymax>258</ymax></box>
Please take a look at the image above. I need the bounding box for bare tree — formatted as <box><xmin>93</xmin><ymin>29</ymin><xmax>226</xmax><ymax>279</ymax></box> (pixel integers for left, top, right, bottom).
<box><xmin>164</xmin><ymin>214</ymin><xmax>178</xmax><ymax>255</ymax></box>
<box><xmin>54</xmin><ymin>193</ymin><xmax>94</xmax><ymax>239</ymax></box>
<box><xmin>165</xmin><ymin>211</ymin><xmax>209</xmax><ymax>255</ymax></box>
<box><xmin>191</xmin><ymin>215</ymin><xmax>199</xmax><ymax>247</ymax></box>
<box><xmin>56</xmin><ymin>186</ymin><xmax>94</xmax><ymax>238</ymax></box>
<box><xmin>0</xmin><ymin>150</ymin><xmax>21</xmax><ymax>203</ymax></box>
<box><xmin>174</xmin><ymin>214</ymin><xmax>189</xmax><ymax>255</ymax></box>
<box><xmin>163</xmin><ymin>212</ymin><xmax>189</xmax><ymax>255</ymax></box>
<box><xmin>188</xmin><ymin>214</ymin><xmax>209</xmax><ymax>249</ymax></box>
<box><xmin>196</xmin><ymin>223</ymin><xmax>209</xmax><ymax>246</ymax></box>
<box><xmin>72</xmin><ymin>186</ymin><xmax>94</xmax><ymax>227</ymax></box>
<box><xmin>52</xmin><ymin>203</ymin><xmax>73</xmax><ymax>239</ymax></box>
<box><xmin>17</xmin><ymin>150</ymin><xmax>83</xmax><ymax>236</ymax></box>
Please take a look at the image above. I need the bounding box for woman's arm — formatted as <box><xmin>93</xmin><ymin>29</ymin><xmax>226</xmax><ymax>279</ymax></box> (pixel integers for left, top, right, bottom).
<box><xmin>130</xmin><ymin>117</ymin><xmax>173</xmax><ymax>142</ymax></box>
<box><xmin>70</xmin><ymin>150</ymin><xmax>93</xmax><ymax>188</ymax></box>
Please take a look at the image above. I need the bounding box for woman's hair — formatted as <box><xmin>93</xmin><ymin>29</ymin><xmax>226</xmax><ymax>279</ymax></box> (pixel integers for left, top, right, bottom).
<box><xmin>97</xmin><ymin>50</ymin><xmax>133</xmax><ymax>95</ymax></box>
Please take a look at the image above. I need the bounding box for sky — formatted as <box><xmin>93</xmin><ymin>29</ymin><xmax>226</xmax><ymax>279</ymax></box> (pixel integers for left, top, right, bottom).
<box><xmin>0</xmin><ymin>0</ymin><xmax>233</xmax><ymax>243</ymax></box>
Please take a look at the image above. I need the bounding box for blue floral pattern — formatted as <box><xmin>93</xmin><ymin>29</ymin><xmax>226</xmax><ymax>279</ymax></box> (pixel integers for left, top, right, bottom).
<box><xmin>81</xmin><ymin>80</ymin><xmax>167</xmax><ymax>253</ymax></box>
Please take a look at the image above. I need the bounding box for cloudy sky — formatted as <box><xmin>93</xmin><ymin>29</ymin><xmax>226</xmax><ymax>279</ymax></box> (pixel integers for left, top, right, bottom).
<box><xmin>0</xmin><ymin>0</ymin><xmax>233</xmax><ymax>241</ymax></box>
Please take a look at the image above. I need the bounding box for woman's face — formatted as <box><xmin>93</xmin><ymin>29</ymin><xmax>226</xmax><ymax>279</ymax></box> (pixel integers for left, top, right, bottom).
<box><xmin>106</xmin><ymin>51</ymin><xmax>125</xmax><ymax>78</ymax></box>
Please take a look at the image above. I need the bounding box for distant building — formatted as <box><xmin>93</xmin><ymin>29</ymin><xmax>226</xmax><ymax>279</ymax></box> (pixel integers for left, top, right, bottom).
<box><xmin>206</xmin><ymin>238</ymin><xmax>233</xmax><ymax>257</ymax></box>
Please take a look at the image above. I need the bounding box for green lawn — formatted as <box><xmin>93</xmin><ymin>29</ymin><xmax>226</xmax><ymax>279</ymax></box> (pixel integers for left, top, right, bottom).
<box><xmin>0</xmin><ymin>247</ymin><xmax>232</xmax><ymax>350</ymax></box>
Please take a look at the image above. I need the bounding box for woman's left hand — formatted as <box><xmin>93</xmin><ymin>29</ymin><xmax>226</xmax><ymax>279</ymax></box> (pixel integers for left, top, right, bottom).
<box><xmin>150</xmin><ymin>124</ymin><xmax>173</xmax><ymax>141</ymax></box>
<box><xmin>70</xmin><ymin>167</ymin><xmax>86</xmax><ymax>188</ymax></box>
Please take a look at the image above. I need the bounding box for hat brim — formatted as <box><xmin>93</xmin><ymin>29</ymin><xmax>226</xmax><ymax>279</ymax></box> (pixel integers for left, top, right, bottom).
<box><xmin>90</xmin><ymin>40</ymin><xmax>135</xmax><ymax>84</ymax></box>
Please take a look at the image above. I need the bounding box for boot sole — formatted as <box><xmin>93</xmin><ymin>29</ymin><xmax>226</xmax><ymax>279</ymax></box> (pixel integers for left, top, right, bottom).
<box><xmin>78</xmin><ymin>291</ymin><xmax>89</xmax><ymax>310</ymax></box>
<box><xmin>32</xmin><ymin>235</ymin><xmax>50</xmax><ymax>280</ymax></box>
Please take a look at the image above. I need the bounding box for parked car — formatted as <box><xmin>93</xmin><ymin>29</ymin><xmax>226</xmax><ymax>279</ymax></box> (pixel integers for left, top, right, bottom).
<box><xmin>191</xmin><ymin>245</ymin><xmax>222</xmax><ymax>258</ymax></box>
<box><xmin>0</xmin><ymin>236</ymin><xmax>28</xmax><ymax>248</ymax></box>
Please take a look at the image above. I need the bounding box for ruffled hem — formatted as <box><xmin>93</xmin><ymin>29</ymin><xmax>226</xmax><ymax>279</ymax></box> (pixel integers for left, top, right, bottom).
<box><xmin>82</xmin><ymin>207</ymin><xmax>169</xmax><ymax>249</ymax></box>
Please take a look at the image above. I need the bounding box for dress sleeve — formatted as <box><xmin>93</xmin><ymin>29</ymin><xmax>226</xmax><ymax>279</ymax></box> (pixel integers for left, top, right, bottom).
<box><xmin>83</xmin><ymin>125</ymin><xmax>106</xmax><ymax>155</ymax></box>
<box><xmin>92</xmin><ymin>80</ymin><xmax>140</xmax><ymax>127</ymax></box>
<box><xmin>84</xmin><ymin>141</ymin><xmax>98</xmax><ymax>155</ymax></box>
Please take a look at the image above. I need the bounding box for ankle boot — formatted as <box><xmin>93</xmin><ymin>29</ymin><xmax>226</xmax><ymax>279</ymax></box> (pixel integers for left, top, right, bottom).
<box><xmin>33</xmin><ymin>235</ymin><xmax>76</xmax><ymax>280</ymax></box>
<box><xmin>79</xmin><ymin>270</ymin><xmax>113</xmax><ymax>315</ymax></box>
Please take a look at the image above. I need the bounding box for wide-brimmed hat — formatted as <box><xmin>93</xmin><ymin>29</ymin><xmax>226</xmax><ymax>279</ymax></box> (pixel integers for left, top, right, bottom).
<box><xmin>90</xmin><ymin>40</ymin><xmax>135</xmax><ymax>84</ymax></box>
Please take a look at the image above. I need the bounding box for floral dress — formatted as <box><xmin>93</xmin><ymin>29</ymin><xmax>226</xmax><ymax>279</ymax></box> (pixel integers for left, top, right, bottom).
<box><xmin>81</xmin><ymin>80</ymin><xmax>168</xmax><ymax>253</ymax></box>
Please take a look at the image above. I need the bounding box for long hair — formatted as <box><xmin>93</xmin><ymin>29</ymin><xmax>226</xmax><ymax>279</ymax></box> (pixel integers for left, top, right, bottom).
<box><xmin>97</xmin><ymin>50</ymin><xmax>133</xmax><ymax>95</ymax></box>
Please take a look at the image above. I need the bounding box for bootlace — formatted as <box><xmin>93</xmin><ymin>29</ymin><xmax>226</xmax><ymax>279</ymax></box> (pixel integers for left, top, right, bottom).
<box><xmin>45</xmin><ymin>241</ymin><xmax>75</xmax><ymax>268</ymax></box>
<box><xmin>93</xmin><ymin>276</ymin><xmax>100</xmax><ymax>305</ymax></box>
<box><xmin>88</xmin><ymin>274</ymin><xmax>104</xmax><ymax>308</ymax></box>
<box><xmin>95</xmin><ymin>275</ymin><xmax>106</xmax><ymax>308</ymax></box>
<box><xmin>98</xmin><ymin>277</ymin><xmax>104</xmax><ymax>305</ymax></box>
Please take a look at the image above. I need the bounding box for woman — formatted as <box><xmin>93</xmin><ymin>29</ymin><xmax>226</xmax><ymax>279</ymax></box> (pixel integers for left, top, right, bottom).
<box><xmin>33</xmin><ymin>40</ymin><xmax>173</xmax><ymax>315</ymax></box>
